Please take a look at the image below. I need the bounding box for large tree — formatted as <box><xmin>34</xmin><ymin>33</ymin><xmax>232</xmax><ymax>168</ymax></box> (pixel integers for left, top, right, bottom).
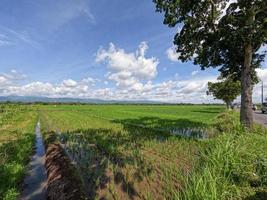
<box><xmin>154</xmin><ymin>0</ymin><xmax>267</xmax><ymax>128</ymax></box>
<box><xmin>207</xmin><ymin>77</ymin><xmax>241</xmax><ymax>108</ymax></box>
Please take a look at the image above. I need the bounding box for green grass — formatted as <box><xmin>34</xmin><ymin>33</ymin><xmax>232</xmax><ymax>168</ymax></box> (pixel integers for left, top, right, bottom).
<box><xmin>40</xmin><ymin>105</ymin><xmax>210</xmax><ymax>199</ymax></box>
<box><xmin>38</xmin><ymin>105</ymin><xmax>267</xmax><ymax>199</ymax></box>
<box><xmin>1</xmin><ymin>104</ymin><xmax>267</xmax><ymax>199</ymax></box>
<box><xmin>39</xmin><ymin>105</ymin><xmax>211</xmax><ymax>198</ymax></box>
<box><xmin>180</xmin><ymin>127</ymin><xmax>267</xmax><ymax>200</ymax></box>
<box><xmin>40</xmin><ymin>104</ymin><xmax>224</xmax><ymax>130</ymax></box>
<box><xmin>0</xmin><ymin>104</ymin><xmax>38</xmax><ymax>200</ymax></box>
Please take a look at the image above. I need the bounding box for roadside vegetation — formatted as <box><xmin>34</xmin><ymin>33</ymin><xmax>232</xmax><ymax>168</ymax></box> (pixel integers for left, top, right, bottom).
<box><xmin>0</xmin><ymin>104</ymin><xmax>37</xmax><ymax>200</ymax></box>
<box><xmin>180</xmin><ymin>111</ymin><xmax>267</xmax><ymax>200</ymax></box>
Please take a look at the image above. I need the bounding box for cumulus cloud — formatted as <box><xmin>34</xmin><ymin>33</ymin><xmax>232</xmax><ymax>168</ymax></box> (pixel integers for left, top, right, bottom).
<box><xmin>0</xmin><ymin>76</ymin><xmax>7</xmax><ymax>84</ymax></box>
<box><xmin>0</xmin><ymin>68</ymin><xmax>223</xmax><ymax>103</ymax></box>
<box><xmin>191</xmin><ymin>70</ymin><xmax>199</xmax><ymax>76</ymax></box>
<box><xmin>96</xmin><ymin>42</ymin><xmax>159</xmax><ymax>92</ymax></box>
<box><xmin>0</xmin><ymin>72</ymin><xmax>97</xmax><ymax>98</ymax></box>
<box><xmin>166</xmin><ymin>46</ymin><xmax>180</xmax><ymax>62</ymax></box>
<box><xmin>256</xmin><ymin>68</ymin><xmax>267</xmax><ymax>82</ymax></box>
<box><xmin>62</xmin><ymin>79</ymin><xmax>78</xmax><ymax>87</ymax></box>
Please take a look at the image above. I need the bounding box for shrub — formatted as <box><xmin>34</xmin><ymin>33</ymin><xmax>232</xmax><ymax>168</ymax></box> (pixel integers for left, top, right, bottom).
<box><xmin>213</xmin><ymin>110</ymin><xmax>241</xmax><ymax>133</ymax></box>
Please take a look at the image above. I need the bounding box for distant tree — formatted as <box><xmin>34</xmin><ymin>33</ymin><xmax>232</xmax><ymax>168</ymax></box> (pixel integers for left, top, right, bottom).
<box><xmin>207</xmin><ymin>78</ymin><xmax>241</xmax><ymax>109</ymax></box>
<box><xmin>154</xmin><ymin>0</ymin><xmax>267</xmax><ymax>128</ymax></box>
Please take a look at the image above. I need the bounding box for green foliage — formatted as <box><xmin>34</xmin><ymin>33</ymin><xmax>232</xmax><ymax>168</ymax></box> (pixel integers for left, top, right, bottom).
<box><xmin>0</xmin><ymin>105</ymin><xmax>37</xmax><ymax>200</ymax></box>
<box><xmin>179</xmin><ymin>129</ymin><xmax>267</xmax><ymax>200</ymax></box>
<box><xmin>213</xmin><ymin>110</ymin><xmax>241</xmax><ymax>133</ymax></box>
<box><xmin>208</xmin><ymin>78</ymin><xmax>241</xmax><ymax>108</ymax></box>
<box><xmin>2</xmin><ymin>188</ymin><xmax>19</xmax><ymax>200</ymax></box>
<box><xmin>39</xmin><ymin>105</ymin><xmax>267</xmax><ymax>199</ymax></box>
<box><xmin>39</xmin><ymin>104</ymin><xmax>221</xmax><ymax>199</ymax></box>
<box><xmin>153</xmin><ymin>0</ymin><xmax>266</xmax><ymax>79</ymax></box>
<box><xmin>154</xmin><ymin>0</ymin><xmax>267</xmax><ymax>127</ymax></box>
<box><xmin>2</xmin><ymin>104</ymin><xmax>266</xmax><ymax>199</ymax></box>
<box><xmin>39</xmin><ymin>104</ymin><xmax>224</xmax><ymax>132</ymax></box>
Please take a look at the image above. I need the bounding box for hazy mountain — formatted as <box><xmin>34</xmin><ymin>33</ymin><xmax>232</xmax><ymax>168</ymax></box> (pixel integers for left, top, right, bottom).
<box><xmin>0</xmin><ymin>95</ymin><xmax>162</xmax><ymax>104</ymax></box>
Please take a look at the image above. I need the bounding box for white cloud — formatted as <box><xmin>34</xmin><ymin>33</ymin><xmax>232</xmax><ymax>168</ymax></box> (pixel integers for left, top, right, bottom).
<box><xmin>219</xmin><ymin>0</ymin><xmax>238</xmax><ymax>19</ymax></box>
<box><xmin>0</xmin><ymin>70</ymin><xmax>26</xmax><ymax>87</ymax></box>
<box><xmin>0</xmin><ymin>33</ymin><xmax>13</xmax><ymax>46</ymax></box>
<box><xmin>82</xmin><ymin>77</ymin><xmax>96</xmax><ymax>83</ymax></box>
<box><xmin>254</xmin><ymin>68</ymin><xmax>267</xmax><ymax>102</ymax></box>
<box><xmin>39</xmin><ymin>0</ymin><xmax>95</xmax><ymax>30</ymax></box>
<box><xmin>0</xmin><ymin>76</ymin><xmax>7</xmax><ymax>84</ymax></box>
<box><xmin>62</xmin><ymin>79</ymin><xmax>77</xmax><ymax>87</ymax></box>
<box><xmin>3</xmin><ymin>70</ymin><xmax>27</xmax><ymax>80</ymax></box>
<box><xmin>0</xmin><ymin>69</ymin><xmax>223</xmax><ymax>103</ymax></box>
<box><xmin>0</xmin><ymin>26</ymin><xmax>40</xmax><ymax>48</ymax></box>
<box><xmin>96</xmin><ymin>42</ymin><xmax>159</xmax><ymax>91</ymax></box>
<box><xmin>166</xmin><ymin>46</ymin><xmax>180</xmax><ymax>62</ymax></box>
<box><xmin>257</xmin><ymin>45</ymin><xmax>267</xmax><ymax>68</ymax></box>
<box><xmin>191</xmin><ymin>70</ymin><xmax>199</xmax><ymax>76</ymax></box>
<box><xmin>256</xmin><ymin>68</ymin><xmax>267</xmax><ymax>82</ymax></box>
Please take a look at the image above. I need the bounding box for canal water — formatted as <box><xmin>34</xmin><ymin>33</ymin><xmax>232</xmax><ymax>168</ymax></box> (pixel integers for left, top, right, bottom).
<box><xmin>20</xmin><ymin>121</ymin><xmax>47</xmax><ymax>200</ymax></box>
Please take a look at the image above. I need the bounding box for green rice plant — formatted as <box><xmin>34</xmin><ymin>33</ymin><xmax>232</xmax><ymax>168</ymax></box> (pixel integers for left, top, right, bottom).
<box><xmin>39</xmin><ymin>104</ymin><xmax>267</xmax><ymax>199</ymax></box>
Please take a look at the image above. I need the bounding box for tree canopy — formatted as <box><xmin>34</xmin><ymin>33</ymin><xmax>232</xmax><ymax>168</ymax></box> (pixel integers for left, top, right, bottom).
<box><xmin>207</xmin><ymin>78</ymin><xmax>241</xmax><ymax>108</ymax></box>
<box><xmin>154</xmin><ymin>0</ymin><xmax>267</xmax><ymax>127</ymax></box>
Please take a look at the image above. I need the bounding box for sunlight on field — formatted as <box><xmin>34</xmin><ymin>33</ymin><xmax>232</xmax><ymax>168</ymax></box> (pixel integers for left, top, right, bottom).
<box><xmin>1</xmin><ymin>104</ymin><xmax>266</xmax><ymax>200</ymax></box>
<box><xmin>39</xmin><ymin>104</ymin><xmax>223</xmax><ymax>199</ymax></box>
<box><xmin>0</xmin><ymin>105</ymin><xmax>37</xmax><ymax>200</ymax></box>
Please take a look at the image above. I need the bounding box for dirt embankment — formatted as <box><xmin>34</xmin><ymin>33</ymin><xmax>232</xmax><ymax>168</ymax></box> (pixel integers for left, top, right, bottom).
<box><xmin>44</xmin><ymin>134</ymin><xmax>87</xmax><ymax>200</ymax></box>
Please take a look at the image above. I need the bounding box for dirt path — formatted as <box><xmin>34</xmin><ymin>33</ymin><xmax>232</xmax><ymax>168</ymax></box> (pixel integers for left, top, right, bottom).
<box><xmin>253</xmin><ymin>111</ymin><xmax>267</xmax><ymax>128</ymax></box>
<box><xmin>20</xmin><ymin>121</ymin><xmax>47</xmax><ymax>200</ymax></box>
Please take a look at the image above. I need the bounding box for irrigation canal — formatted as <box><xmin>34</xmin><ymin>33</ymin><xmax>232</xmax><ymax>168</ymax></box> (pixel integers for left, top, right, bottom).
<box><xmin>20</xmin><ymin>121</ymin><xmax>47</xmax><ymax>200</ymax></box>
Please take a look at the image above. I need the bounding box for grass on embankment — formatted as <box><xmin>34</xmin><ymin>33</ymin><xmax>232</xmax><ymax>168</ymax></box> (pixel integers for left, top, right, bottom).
<box><xmin>179</xmin><ymin>111</ymin><xmax>267</xmax><ymax>200</ymax></box>
<box><xmin>0</xmin><ymin>105</ymin><xmax>37</xmax><ymax>200</ymax></box>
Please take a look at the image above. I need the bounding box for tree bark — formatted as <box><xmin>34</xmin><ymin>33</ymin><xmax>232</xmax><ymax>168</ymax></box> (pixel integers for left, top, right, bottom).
<box><xmin>226</xmin><ymin>102</ymin><xmax>230</xmax><ymax>109</ymax></box>
<box><xmin>240</xmin><ymin>43</ymin><xmax>253</xmax><ymax>128</ymax></box>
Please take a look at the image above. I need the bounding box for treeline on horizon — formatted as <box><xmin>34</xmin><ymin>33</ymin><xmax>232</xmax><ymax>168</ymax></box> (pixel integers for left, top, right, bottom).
<box><xmin>0</xmin><ymin>101</ymin><xmax>224</xmax><ymax>106</ymax></box>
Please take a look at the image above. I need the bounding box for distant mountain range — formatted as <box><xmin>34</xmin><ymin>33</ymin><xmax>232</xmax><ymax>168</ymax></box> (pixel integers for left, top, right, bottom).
<box><xmin>0</xmin><ymin>95</ymin><xmax>163</xmax><ymax>104</ymax></box>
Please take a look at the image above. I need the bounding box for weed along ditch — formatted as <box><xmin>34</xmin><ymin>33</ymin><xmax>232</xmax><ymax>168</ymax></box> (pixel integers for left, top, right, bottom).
<box><xmin>170</xmin><ymin>127</ymin><xmax>209</xmax><ymax>139</ymax></box>
<box><xmin>20</xmin><ymin>121</ymin><xmax>47</xmax><ymax>200</ymax></box>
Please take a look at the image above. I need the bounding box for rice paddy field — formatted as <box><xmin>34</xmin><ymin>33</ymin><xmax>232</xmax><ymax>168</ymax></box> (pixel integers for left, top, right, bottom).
<box><xmin>39</xmin><ymin>105</ymin><xmax>223</xmax><ymax>199</ymax></box>
<box><xmin>1</xmin><ymin>104</ymin><xmax>267</xmax><ymax>200</ymax></box>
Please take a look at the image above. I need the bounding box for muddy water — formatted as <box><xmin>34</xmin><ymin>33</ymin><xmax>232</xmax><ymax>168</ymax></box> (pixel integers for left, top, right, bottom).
<box><xmin>20</xmin><ymin>121</ymin><xmax>47</xmax><ymax>200</ymax></box>
<box><xmin>171</xmin><ymin>127</ymin><xmax>209</xmax><ymax>139</ymax></box>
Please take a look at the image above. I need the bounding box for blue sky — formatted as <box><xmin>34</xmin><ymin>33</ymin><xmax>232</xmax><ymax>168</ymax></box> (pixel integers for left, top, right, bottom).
<box><xmin>0</xmin><ymin>0</ymin><xmax>266</xmax><ymax>103</ymax></box>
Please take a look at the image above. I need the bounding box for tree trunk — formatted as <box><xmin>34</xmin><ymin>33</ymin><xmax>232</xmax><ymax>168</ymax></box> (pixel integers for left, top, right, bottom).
<box><xmin>240</xmin><ymin>43</ymin><xmax>253</xmax><ymax>128</ymax></box>
<box><xmin>226</xmin><ymin>102</ymin><xmax>230</xmax><ymax>109</ymax></box>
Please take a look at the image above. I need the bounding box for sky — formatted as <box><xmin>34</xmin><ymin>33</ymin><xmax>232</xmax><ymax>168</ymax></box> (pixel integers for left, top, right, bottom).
<box><xmin>0</xmin><ymin>0</ymin><xmax>266</xmax><ymax>103</ymax></box>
